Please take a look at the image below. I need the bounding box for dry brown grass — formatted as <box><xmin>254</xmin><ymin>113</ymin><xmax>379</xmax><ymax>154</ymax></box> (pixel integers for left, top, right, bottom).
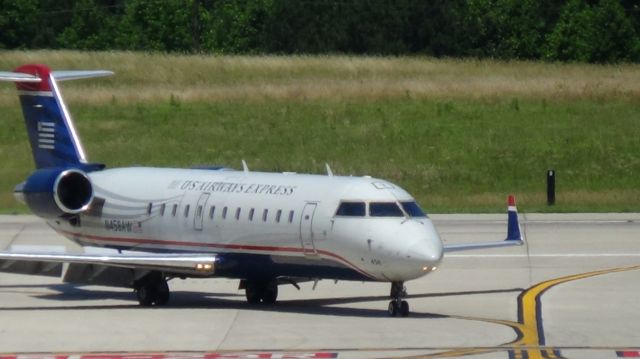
<box><xmin>1</xmin><ymin>50</ymin><xmax>639</xmax><ymax>105</ymax></box>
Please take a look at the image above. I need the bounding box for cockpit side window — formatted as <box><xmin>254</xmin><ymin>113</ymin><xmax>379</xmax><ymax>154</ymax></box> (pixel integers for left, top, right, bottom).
<box><xmin>335</xmin><ymin>201</ymin><xmax>366</xmax><ymax>217</ymax></box>
<box><xmin>369</xmin><ymin>202</ymin><xmax>404</xmax><ymax>217</ymax></box>
<box><xmin>400</xmin><ymin>201</ymin><xmax>427</xmax><ymax>217</ymax></box>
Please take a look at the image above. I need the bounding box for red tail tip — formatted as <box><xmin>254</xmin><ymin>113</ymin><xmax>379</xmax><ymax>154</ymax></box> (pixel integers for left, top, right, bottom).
<box><xmin>14</xmin><ymin>64</ymin><xmax>51</xmax><ymax>92</ymax></box>
<box><xmin>508</xmin><ymin>195</ymin><xmax>516</xmax><ymax>206</ymax></box>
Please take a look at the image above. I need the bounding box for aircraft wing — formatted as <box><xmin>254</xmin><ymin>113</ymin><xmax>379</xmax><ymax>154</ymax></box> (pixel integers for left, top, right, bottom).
<box><xmin>0</xmin><ymin>248</ymin><xmax>217</xmax><ymax>278</ymax></box>
<box><xmin>443</xmin><ymin>195</ymin><xmax>524</xmax><ymax>253</ymax></box>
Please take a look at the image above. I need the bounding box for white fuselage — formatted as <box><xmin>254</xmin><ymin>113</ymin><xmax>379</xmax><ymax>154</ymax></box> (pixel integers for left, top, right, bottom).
<box><xmin>50</xmin><ymin>167</ymin><xmax>443</xmax><ymax>282</ymax></box>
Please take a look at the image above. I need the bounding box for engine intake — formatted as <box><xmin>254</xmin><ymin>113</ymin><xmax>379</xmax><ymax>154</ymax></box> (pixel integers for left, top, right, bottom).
<box><xmin>16</xmin><ymin>168</ymin><xmax>94</xmax><ymax>218</ymax></box>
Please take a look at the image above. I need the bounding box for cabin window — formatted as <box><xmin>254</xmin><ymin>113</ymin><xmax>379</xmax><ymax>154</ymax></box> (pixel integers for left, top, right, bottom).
<box><xmin>235</xmin><ymin>208</ymin><xmax>241</xmax><ymax>220</ymax></box>
<box><xmin>172</xmin><ymin>204</ymin><xmax>178</xmax><ymax>217</ymax></box>
<box><xmin>288</xmin><ymin>210</ymin><xmax>294</xmax><ymax>223</ymax></box>
<box><xmin>262</xmin><ymin>209</ymin><xmax>268</xmax><ymax>222</ymax></box>
<box><xmin>147</xmin><ymin>203</ymin><xmax>153</xmax><ymax>215</ymax></box>
<box><xmin>222</xmin><ymin>206</ymin><xmax>228</xmax><ymax>219</ymax></box>
<box><xmin>276</xmin><ymin>209</ymin><xmax>282</xmax><ymax>223</ymax></box>
<box><xmin>184</xmin><ymin>205</ymin><xmax>190</xmax><ymax>218</ymax></box>
<box><xmin>160</xmin><ymin>203</ymin><xmax>166</xmax><ymax>216</ymax></box>
<box><xmin>249</xmin><ymin>208</ymin><xmax>255</xmax><ymax>221</ymax></box>
<box><xmin>209</xmin><ymin>206</ymin><xmax>215</xmax><ymax>219</ymax></box>
<box><xmin>400</xmin><ymin>201</ymin><xmax>427</xmax><ymax>217</ymax></box>
<box><xmin>335</xmin><ymin>201</ymin><xmax>366</xmax><ymax>217</ymax></box>
<box><xmin>369</xmin><ymin>202</ymin><xmax>404</xmax><ymax>217</ymax></box>
<box><xmin>197</xmin><ymin>205</ymin><xmax>203</xmax><ymax>218</ymax></box>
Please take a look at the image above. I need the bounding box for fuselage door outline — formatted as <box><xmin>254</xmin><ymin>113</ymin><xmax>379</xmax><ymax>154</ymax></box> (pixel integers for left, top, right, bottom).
<box><xmin>300</xmin><ymin>202</ymin><xmax>318</xmax><ymax>256</ymax></box>
<box><xmin>194</xmin><ymin>192</ymin><xmax>211</xmax><ymax>231</ymax></box>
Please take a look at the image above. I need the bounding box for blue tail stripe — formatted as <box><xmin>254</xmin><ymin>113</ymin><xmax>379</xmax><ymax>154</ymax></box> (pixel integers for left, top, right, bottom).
<box><xmin>507</xmin><ymin>209</ymin><xmax>521</xmax><ymax>241</ymax></box>
<box><xmin>19</xmin><ymin>93</ymin><xmax>83</xmax><ymax>168</ymax></box>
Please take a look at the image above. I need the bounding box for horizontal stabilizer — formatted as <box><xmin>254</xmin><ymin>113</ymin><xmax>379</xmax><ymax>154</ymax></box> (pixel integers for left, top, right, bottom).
<box><xmin>52</xmin><ymin>70</ymin><xmax>114</xmax><ymax>81</ymax></box>
<box><xmin>0</xmin><ymin>71</ymin><xmax>41</xmax><ymax>82</ymax></box>
<box><xmin>0</xmin><ymin>70</ymin><xmax>113</xmax><ymax>83</ymax></box>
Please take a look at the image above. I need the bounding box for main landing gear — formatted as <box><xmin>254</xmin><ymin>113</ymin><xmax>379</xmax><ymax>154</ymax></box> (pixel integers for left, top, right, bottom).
<box><xmin>388</xmin><ymin>281</ymin><xmax>409</xmax><ymax>317</ymax></box>
<box><xmin>243</xmin><ymin>279</ymin><xmax>278</xmax><ymax>305</ymax></box>
<box><xmin>135</xmin><ymin>272</ymin><xmax>170</xmax><ymax>306</ymax></box>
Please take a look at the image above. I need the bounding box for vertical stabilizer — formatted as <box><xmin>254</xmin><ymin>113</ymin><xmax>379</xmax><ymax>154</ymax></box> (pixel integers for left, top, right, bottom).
<box><xmin>14</xmin><ymin>64</ymin><xmax>87</xmax><ymax>168</ymax></box>
<box><xmin>0</xmin><ymin>64</ymin><xmax>112</xmax><ymax>169</ymax></box>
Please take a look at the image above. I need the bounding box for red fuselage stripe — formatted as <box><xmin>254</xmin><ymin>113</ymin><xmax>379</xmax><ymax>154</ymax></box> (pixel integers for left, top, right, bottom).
<box><xmin>57</xmin><ymin>229</ymin><xmax>375</xmax><ymax>279</ymax></box>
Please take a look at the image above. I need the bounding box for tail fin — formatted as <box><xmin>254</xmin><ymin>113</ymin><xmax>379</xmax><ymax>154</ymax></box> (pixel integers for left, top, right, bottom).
<box><xmin>0</xmin><ymin>64</ymin><xmax>112</xmax><ymax>169</ymax></box>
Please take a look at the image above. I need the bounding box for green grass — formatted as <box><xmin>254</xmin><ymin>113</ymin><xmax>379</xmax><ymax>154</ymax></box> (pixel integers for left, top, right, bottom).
<box><xmin>0</xmin><ymin>51</ymin><xmax>639</xmax><ymax>213</ymax></box>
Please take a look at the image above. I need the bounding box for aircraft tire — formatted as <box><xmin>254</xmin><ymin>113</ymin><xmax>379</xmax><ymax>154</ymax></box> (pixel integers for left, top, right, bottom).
<box><xmin>261</xmin><ymin>281</ymin><xmax>278</xmax><ymax>304</ymax></box>
<box><xmin>137</xmin><ymin>285</ymin><xmax>154</xmax><ymax>306</ymax></box>
<box><xmin>388</xmin><ymin>301</ymin><xmax>398</xmax><ymax>317</ymax></box>
<box><xmin>245</xmin><ymin>282</ymin><xmax>261</xmax><ymax>304</ymax></box>
<box><xmin>154</xmin><ymin>280</ymin><xmax>170</xmax><ymax>306</ymax></box>
<box><xmin>136</xmin><ymin>272</ymin><xmax>169</xmax><ymax>306</ymax></box>
<box><xmin>245</xmin><ymin>280</ymin><xmax>278</xmax><ymax>304</ymax></box>
<box><xmin>400</xmin><ymin>300</ymin><xmax>409</xmax><ymax>317</ymax></box>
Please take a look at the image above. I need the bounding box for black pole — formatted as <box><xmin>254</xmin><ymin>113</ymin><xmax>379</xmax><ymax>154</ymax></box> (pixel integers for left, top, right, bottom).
<box><xmin>547</xmin><ymin>169</ymin><xmax>556</xmax><ymax>206</ymax></box>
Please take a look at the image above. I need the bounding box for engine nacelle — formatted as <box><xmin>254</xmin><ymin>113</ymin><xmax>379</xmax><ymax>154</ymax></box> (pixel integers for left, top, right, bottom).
<box><xmin>15</xmin><ymin>167</ymin><xmax>94</xmax><ymax>219</ymax></box>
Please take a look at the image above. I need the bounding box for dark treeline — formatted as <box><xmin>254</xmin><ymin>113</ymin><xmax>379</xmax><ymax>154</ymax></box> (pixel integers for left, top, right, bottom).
<box><xmin>1</xmin><ymin>0</ymin><xmax>639</xmax><ymax>63</ymax></box>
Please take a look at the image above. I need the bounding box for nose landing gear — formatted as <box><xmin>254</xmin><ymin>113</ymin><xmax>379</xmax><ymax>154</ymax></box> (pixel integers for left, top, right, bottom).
<box><xmin>388</xmin><ymin>281</ymin><xmax>409</xmax><ymax>317</ymax></box>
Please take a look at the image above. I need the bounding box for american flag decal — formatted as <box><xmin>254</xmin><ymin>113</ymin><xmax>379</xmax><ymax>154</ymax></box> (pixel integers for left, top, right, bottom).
<box><xmin>37</xmin><ymin>121</ymin><xmax>55</xmax><ymax>149</ymax></box>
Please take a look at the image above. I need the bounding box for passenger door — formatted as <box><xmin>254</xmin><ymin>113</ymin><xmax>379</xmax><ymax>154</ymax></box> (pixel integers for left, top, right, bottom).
<box><xmin>299</xmin><ymin>203</ymin><xmax>318</xmax><ymax>255</ymax></box>
<box><xmin>193</xmin><ymin>193</ymin><xmax>210</xmax><ymax>231</ymax></box>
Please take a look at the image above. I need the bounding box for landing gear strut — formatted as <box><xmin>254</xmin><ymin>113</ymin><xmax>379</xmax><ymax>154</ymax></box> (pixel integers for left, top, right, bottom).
<box><xmin>135</xmin><ymin>272</ymin><xmax>170</xmax><ymax>306</ymax></box>
<box><xmin>244</xmin><ymin>279</ymin><xmax>278</xmax><ymax>305</ymax></box>
<box><xmin>388</xmin><ymin>281</ymin><xmax>409</xmax><ymax>317</ymax></box>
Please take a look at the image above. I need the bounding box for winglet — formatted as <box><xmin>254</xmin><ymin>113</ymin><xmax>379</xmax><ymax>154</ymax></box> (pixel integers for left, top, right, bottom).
<box><xmin>506</xmin><ymin>195</ymin><xmax>522</xmax><ymax>241</ymax></box>
<box><xmin>443</xmin><ymin>195</ymin><xmax>524</xmax><ymax>252</ymax></box>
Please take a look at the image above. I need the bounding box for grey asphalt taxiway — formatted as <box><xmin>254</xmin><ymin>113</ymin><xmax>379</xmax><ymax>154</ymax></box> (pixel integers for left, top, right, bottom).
<box><xmin>0</xmin><ymin>213</ymin><xmax>639</xmax><ymax>359</ymax></box>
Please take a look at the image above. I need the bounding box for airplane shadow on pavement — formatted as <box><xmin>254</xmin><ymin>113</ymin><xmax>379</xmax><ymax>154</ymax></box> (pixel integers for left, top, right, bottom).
<box><xmin>0</xmin><ymin>282</ymin><xmax>522</xmax><ymax>318</ymax></box>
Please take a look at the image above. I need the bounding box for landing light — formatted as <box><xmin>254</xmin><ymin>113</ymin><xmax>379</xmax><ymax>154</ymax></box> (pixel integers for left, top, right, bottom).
<box><xmin>196</xmin><ymin>263</ymin><xmax>214</xmax><ymax>271</ymax></box>
<box><xmin>422</xmin><ymin>266</ymin><xmax>438</xmax><ymax>272</ymax></box>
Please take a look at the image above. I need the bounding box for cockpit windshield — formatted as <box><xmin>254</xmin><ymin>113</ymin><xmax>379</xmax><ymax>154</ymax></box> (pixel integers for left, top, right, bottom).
<box><xmin>369</xmin><ymin>202</ymin><xmax>404</xmax><ymax>217</ymax></box>
<box><xmin>335</xmin><ymin>200</ymin><xmax>427</xmax><ymax>218</ymax></box>
<box><xmin>400</xmin><ymin>201</ymin><xmax>427</xmax><ymax>217</ymax></box>
<box><xmin>335</xmin><ymin>201</ymin><xmax>366</xmax><ymax>217</ymax></box>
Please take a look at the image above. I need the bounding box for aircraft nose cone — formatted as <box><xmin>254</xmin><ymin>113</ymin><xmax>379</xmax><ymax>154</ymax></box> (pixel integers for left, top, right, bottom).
<box><xmin>408</xmin><ymin>238</ymin><xmax>443</xmax><ymax>264</ymax></box>
<box><xmin>403</xmin><ymin>222</ymin><xmax>443</xmax><ymax>279</ymax></box>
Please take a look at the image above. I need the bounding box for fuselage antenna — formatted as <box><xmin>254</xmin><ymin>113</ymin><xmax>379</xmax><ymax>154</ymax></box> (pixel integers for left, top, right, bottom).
<box><xmin>325</xmin><ymin>163</ymin><xmax>334</xmax><ymax>177</ymax></box>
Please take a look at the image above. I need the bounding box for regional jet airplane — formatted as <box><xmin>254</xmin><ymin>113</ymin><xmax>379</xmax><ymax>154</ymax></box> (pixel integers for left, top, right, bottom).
<box><xmin>0</xmin><ymin>64</ymin><xmax>523</xmax><ymax>316</ymax></box>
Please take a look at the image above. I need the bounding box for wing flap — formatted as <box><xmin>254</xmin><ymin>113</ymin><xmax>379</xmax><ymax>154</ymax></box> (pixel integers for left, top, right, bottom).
<box><xmin>0</xmin><ymin>258</ymin><xmax>63</xmax><ymax>277</ymax></box>
<box><xmin>62</xmin><ymin>263</ymin><xmax>147</xmax><ymax>287</ymax></box>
